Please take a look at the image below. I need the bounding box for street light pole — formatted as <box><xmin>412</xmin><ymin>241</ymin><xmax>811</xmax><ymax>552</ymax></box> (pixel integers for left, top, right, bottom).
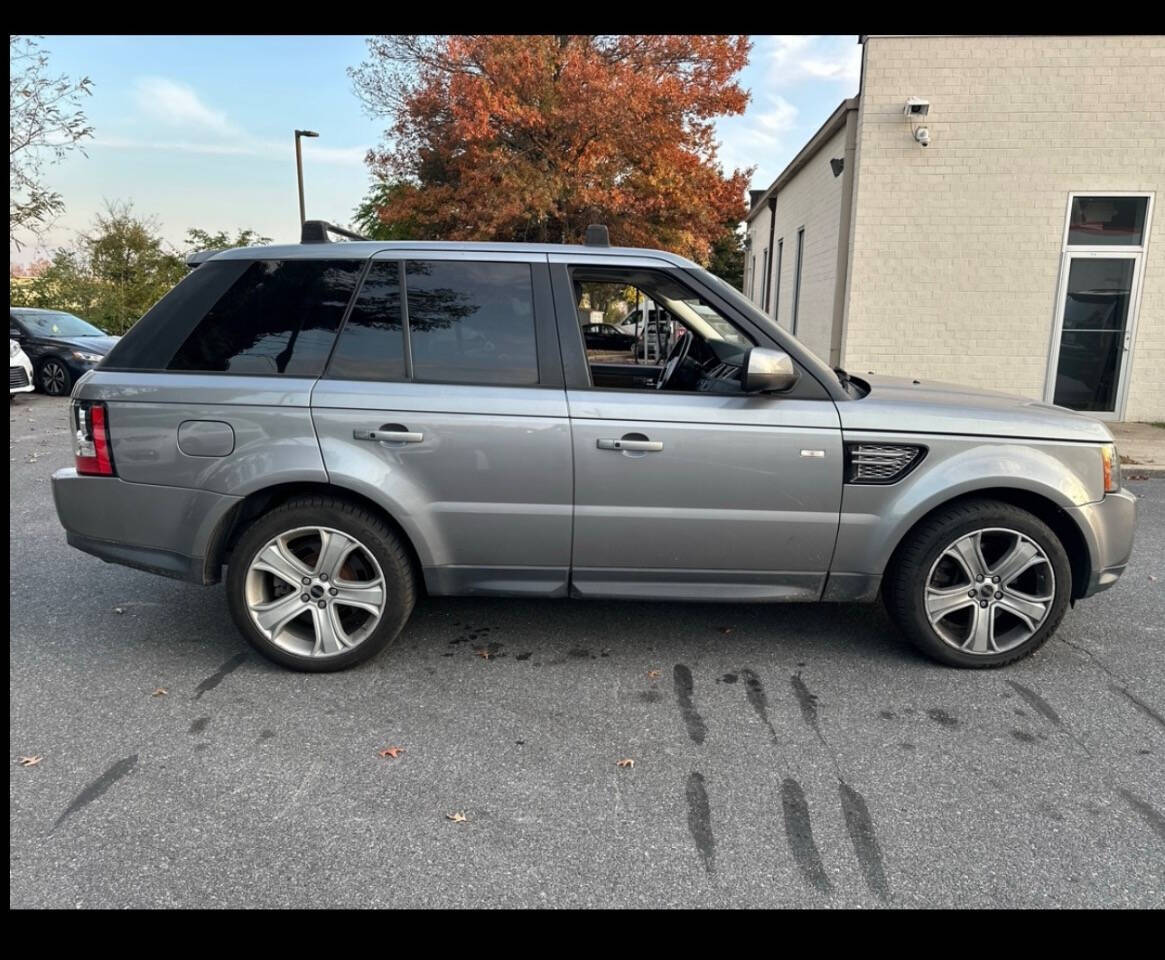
<box><xmin>294</xmin><ymin>129</ymin><xmax>319</xmax><ymax>227</ymax></box>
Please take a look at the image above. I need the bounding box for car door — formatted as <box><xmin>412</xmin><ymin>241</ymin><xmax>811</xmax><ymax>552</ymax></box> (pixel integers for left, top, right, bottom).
<box><xmin>311</xmin><ymin>251</ymin><xmax>574</xmax><ymax>597</ymax></box>
<box><xmin>550</xmin><ymin>255</ymin><xmax>844</xmax><ymax>601</ymax></box>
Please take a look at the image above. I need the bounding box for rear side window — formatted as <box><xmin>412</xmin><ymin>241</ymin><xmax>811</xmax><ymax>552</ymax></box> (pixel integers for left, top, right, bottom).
<box><xmin>168</xmin><ymin>260</ymin><xmax>361</xmax><ymax>376</ymax></box>
<box><xmin>325</xmin><ymin>259</ymin><xmax>539</xmax><ymax>385</ymax></box>
<box><xmin>326</xmin><ymin>261</ymin><xmax>404</xmax><ymax>381</ymax></box>
<box><xmin>407</xmin><ymin>261</ymin><xmax>537</xmax><ymax>385</ymax></box>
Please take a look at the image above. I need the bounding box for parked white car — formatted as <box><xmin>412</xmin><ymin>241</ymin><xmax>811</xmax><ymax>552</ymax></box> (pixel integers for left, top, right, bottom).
<box><xmin>10</xmin><ymin>338</ymin><xmax>34</xmax><ymax>396</ymax></box>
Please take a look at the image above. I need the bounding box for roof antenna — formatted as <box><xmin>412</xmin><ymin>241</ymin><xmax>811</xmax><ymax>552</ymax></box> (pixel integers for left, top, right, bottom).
<box><xmin>584</xmin><ymin>224</ymin><xmax>610</xmax><ymax>247</ymax></box>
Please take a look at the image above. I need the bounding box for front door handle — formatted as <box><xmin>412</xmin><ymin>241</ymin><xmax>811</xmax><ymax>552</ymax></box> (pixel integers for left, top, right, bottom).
<box><xmin>353</xmin><ymin>429</ymin><xmax>424</xmax><ymax>443</ymax></box>
<box><xmin>597</xmin><ymin>438</ymin><xmax>663</xmax><ymax>452</ymax></box>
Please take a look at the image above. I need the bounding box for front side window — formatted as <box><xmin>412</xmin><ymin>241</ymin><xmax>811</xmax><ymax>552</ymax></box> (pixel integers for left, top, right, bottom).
<box><xmin>169</xmin><ymin>259</ymin><xmax>362</xmax><ymax>376</ymax></box>
<box><xmin>405</xmin><ymin>260</ymin><xmax>537</xmax><ymax>385</ymax></box>
<box><xmin>572</xmin><ymin>267</ymin><xmax>754</xmax><ymax>393</ymax></box>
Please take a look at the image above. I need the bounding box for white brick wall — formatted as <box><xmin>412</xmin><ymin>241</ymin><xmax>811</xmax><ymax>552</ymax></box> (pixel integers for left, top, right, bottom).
<box><xmin>843</xmin><ymin>35</ymin><xmax>1165</xmax><ymax>421</ymax></box>
<box><xmin>768</xmin><ymin>126</ymin><xmax>846</xmax><ymax>359</ymax></box>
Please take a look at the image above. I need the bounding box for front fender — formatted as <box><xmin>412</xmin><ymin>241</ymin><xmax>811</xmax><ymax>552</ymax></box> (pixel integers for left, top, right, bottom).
<box><xmin>831</xmin><ymin>434</ymin><xmax>1106</xmax><ymax>577</ymax></box>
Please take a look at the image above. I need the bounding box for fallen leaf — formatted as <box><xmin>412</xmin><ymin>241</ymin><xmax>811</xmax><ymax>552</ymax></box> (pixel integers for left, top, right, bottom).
<box><xmin>646</xmin><ymin>670</ymin><xmax>661</xmax><ymax>680</ymax></box>
<box><xmin>17</xmin><ymin>755</ymin><xmax>43</xmax><ymax>767</ymax></box>
<box><xmin>151</xmin><ymin>688</ymin><xmax>167</xmax><ymax>697</ymax></box>
<box><xmin>378</xmin><ymin>746</ymin><xmax>405</xmax><ymax>759</ymax></box>
<box><xmin>1150</xmin><ymin>575</ymin><xmax>1159</xmax><ymax>582</ymax></box>
<box><xmin>113</xmin><ymin>606</ymin><xmax>126</xmax><ymax>614</ymax></box>
<box><xmin>616</xmin><ymin>758</ymin><xmax>634</xmax><ymax>768</ymax></box>
<box><xmin>446</xmin><ymin>812</ymin><xmax>467</xmax><ymax>823</ymax></box>
<box><xmin>474</xmin><ymin>647</ymin><xmax>493</xmax><ymax>660</ymax></box>
<box><xmin>718</xmin><ymin>627</ymin><xmax>734</xmax><ymax>635</ymax></box>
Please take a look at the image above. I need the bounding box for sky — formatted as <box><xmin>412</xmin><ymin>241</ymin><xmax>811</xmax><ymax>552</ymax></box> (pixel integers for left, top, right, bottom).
<box><xmin>10</xmin><ymin>35</ymin><xmax>861</xmax><ymax>264</ymax></box>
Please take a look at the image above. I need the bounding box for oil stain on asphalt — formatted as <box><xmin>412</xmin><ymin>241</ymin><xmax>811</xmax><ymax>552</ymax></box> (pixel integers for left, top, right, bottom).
<box><xmin>193</xmin><ymin>653</ymin><xmax>248</xmax><ymax>701</ymax></box>
<box><xmin>53</xmin><ymin>754</ymin><xmax>139</xmax><ymax>831</ymax></box>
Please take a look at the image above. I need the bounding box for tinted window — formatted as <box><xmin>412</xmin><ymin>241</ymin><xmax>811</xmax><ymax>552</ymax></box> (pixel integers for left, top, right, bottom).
<box><xmin>326</xmin><ymin>261</ymin><xmax>405</xmax><ymax>380</ymax></box>
<box><xmin>168</xmin><ymin>259</ymin><xmax>361</xmax><ymax>375</ymax></box>
<box><xmin>406</xmin><ymin>261</ymin><xmax>537</xmax><ymax>385</ymax></box>
<box><xmin>1068</xmin><ymin>196</ymin><xmax>1148</xmax><ymax>247</ymax></box>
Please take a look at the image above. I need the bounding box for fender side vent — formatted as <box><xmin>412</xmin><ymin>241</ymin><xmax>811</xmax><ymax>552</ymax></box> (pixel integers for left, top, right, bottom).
<box><xmin>844</xmin><ymin>443</ymin><xmax>926</xmax><ymax>484</ymax></box>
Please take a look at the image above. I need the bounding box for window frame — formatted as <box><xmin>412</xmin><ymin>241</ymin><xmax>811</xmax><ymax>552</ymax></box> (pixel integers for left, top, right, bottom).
<box><xmin>773</xmin><ymin>238</ymin><xmax>784</xmax><ymax>325</ymax></box>
<box><xmin>323</xmin><ymin>249</ymin><xmax>560</xmax><ymax>390</ymax></box>
<box><xmin>1042</xmin><ymin>191</ymin><xmax>1155</xmax><ymax>419</ymax></box>
<box><xmin>791</xmin><ymin>227</ymin><xmax>805</xmax><ymax>336</ymax></box>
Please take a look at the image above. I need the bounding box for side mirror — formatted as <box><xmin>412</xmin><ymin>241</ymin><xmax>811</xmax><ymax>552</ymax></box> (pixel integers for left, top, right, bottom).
<box><xmin>742</xmin><ymin>347</ymin><xmax>799</xmax><ymax>394</ymax></box>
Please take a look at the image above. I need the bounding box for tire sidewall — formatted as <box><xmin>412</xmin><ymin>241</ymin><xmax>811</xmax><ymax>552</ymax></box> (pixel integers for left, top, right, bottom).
<box><xmin>227</xmin><ymin>501</ymin><xmax>414</xmax><ymax>672</ymax></box>
<box><xmin>897</xmin><ymin>503</ymin><xmax>1072</xmax><ymax>668</ymax></box>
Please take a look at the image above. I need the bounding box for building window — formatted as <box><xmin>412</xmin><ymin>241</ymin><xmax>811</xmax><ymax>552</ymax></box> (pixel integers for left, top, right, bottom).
<box><xmin>760</xmin><ymin>247</ymin><xmax>770</xmax><ymax>312</ymax></box>
<box><xmin>1047</xmin><ymin>193</ymin><xmax>1153</xmax><ymax>417</ymax></box>
<box><xmin>791</xmin><ymin>228</ymin><xmax>805</xmax><ymax>335</ymax></box>
<box><xmin>773</xmin><ymin>239</ymin><xmax>784</xmax><ymax>324</ymax></box>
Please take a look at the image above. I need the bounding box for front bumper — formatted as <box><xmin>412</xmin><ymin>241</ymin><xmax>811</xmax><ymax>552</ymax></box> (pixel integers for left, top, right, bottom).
<box><xmin>9</xmin><ymin>361</ymin><xmax>34</xmax><ymax>393</ymax></box>
<box><xmin>1068</xmin><ymin>488</ymin><xmax>1138</xmax><ymax>598</ymax></box>
<box><xmin>52</xmin><ymin>468</ymin><xmax>241</xmax><ymax>584</ymax></box>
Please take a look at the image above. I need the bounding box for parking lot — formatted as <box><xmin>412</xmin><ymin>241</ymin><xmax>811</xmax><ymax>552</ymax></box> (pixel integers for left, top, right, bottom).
<box><xmin>9</xmin><ymin>391</ymin><xmax>1164</xmax><ymax>908</ymax></box>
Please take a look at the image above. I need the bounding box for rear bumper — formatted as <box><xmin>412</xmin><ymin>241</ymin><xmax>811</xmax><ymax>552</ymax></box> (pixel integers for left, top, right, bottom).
<box><xmin>1068</xmin><ymin>488</ymin><xmax>1138</xmax><ymax>598</ymax></box>
<box><xmin>52</xmin><ymin>468</ymin><xmax>241</xmax><ymax>585</ymax></box>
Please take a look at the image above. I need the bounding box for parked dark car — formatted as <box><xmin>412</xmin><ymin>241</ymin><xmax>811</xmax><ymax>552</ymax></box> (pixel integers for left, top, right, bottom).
<box><xmin>581</xmin><ymin>323</ymin><xmax>637</xmax><ymax>351</ymax></box>
<box><xmin>9</xmin><ymin>308</ymin><xmax>120</xmax><ymax>396</ymax></box>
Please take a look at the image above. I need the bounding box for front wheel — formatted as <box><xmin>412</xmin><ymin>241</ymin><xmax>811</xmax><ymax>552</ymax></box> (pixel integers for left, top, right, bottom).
<box><xmin>884</xmin><ymin>499</ymin><xmax>1072</xmax><ymax>668</ymax></box>
<box><xmin>39</xmin><ymin>358</ymin><xmax>72</xmax><ymax>396</ymax></box>
<box><xmin>226</xmin><ymin>496</ymin><xmax>416</xmax><ymax>672</ymax></box>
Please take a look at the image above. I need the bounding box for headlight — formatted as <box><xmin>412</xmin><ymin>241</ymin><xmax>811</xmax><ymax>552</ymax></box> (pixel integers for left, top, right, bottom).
<box><xmin>1101</xmin><ymin>443</ymin><xmax>1121</xmax><ymax>494</ymax></box>
<box><xmin>9</xmin><ymin>340</ymin><xmax>18</xmax><ymax>359</ymax></box>
<box><xmin>71</xmin><ymin>350</ymin><xmax>103</xmax><ymax>363</ymax></box>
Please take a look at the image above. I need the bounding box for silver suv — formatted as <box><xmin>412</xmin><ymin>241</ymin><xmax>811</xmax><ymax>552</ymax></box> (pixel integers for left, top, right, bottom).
<box><xmin>51</xmin><ymin>226</ymin><xmax>1137</xmax><ymax>671</ymax></box>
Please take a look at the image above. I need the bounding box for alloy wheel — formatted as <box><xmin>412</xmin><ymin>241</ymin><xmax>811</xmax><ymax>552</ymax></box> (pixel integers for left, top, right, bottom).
<box><xmin>924</xmin><ymin>527</ymin><xmax>1056</xmax><ymax>655</ymax></box>
<box><xmin>40</xmin><ymin>361</ymin><xmax>68</xmax><ymax>395</ymax></box>
<box><xmin>243</xmin><ymin>526</ymin><xmax>387</xmax><ymax>658</ymax></box>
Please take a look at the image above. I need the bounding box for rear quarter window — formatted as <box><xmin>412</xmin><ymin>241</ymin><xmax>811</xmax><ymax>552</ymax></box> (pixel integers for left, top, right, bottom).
<box><xmin>168</xmin><ymin>259</ymin><xmax>362</xmax><ymax>376</ymax></box>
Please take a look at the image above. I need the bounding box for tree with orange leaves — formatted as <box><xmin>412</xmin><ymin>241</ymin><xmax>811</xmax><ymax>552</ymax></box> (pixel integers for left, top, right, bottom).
<box><xmin>349</xmin><ymin>35</ymin><xmax>753</xmax><ymax>265</ymax></box>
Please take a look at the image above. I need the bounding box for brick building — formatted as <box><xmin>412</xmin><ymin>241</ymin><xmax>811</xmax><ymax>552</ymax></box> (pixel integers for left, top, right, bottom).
<box><xmin>743</xmin><ymin>35</ymin><xmax>1163</xmax><ymax>421</ymax></box>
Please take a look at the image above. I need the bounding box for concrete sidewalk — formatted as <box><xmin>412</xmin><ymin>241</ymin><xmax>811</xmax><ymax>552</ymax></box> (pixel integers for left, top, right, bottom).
<box><xmin>1111</xmin><ymin>421</ymin><xmax>1165</xmax><ymax>477</ymax></box>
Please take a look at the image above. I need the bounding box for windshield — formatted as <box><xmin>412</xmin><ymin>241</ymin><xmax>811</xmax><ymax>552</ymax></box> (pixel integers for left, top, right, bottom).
<box><xmin>13</xmin><ymin>311</ymin><xmax>105</xmax><ymax>338</ymax></box>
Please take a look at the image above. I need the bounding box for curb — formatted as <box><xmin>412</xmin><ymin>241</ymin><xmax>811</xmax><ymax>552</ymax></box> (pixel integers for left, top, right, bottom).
<box><xmin>1122</xmin><ymin>466</ymin><xmax>1165</xmax><ymax>479</ymax></box>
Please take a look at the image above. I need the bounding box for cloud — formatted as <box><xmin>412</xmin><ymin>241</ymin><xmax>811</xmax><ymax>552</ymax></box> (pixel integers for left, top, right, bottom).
<box><xmin>134</xmin><ymin>77</ymin><xmax>240</xmax><ymax>137</ymax></box>
<box><xmin>121</xmin><ymin>78</ymin><xmax>367</xmax><ymax>166</ymax></box>
<box><xmin>760</xmin><ymin>35</ymin><xmax>861</xmax><ymax>88</ymax></box>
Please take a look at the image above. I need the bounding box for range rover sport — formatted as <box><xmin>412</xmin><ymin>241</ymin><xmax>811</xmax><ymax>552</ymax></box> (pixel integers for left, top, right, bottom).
<box><xmin>51</xmin><ymin>224</ymin><xmax>1137</xmax><ymax>671</ymax></box>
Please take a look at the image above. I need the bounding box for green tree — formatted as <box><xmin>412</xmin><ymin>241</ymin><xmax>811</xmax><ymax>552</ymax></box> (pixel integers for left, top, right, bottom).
<box><xmin>185</xmin><ymin>227</ymin><xmax>272</xmax><ymax>252</ymax></box>
<box><xmin>10</xmin><ymin>36</ymin><xmax>94</xmax><ymax>249</ymax></box>
<box><xmin>352</xmin><ymin>180</ymin><xmax>422</xmax><ymax>240</ymax></box>
<box><xmin>705</xmin><ymin>223</ymin><xmax>745</xmax><ymax>290</ymax></box>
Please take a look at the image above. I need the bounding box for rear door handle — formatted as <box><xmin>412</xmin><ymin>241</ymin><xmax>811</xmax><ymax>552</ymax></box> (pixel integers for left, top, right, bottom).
<box><xmin>353</xmin><ymin>429</ymin><xmax>424</xmax><ymax>443</ymax></box>
<box><xmin>597</xmin><ymin>438</ymin><xmax>663</xmax><ymax>452</ymax></box>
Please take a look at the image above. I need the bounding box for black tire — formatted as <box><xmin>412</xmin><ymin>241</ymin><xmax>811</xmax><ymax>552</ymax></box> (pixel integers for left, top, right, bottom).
<box><xmin>226</xmin><ymin>495</ymin><xmax>415</xmax><ymax>672</ymax></box>
<box><xmin>38</xmin><ymin>358</ymin><xmax>72</xmax><ymax>396</ymax></box>
<box><xmin>884</xmin><ymin>498</ymin><xmax>1072</xmax><ymax>668</ymax></box>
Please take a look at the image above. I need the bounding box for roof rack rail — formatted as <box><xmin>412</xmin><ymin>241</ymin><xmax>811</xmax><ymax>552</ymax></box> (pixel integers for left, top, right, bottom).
<box><xmin>302</xmin><ymin>220</ymin><xmax>371</xmax><ymax>244</ymax></box>
<box><xmin>185</xmin><ymin>248</ymin><xmax>222</xmax><ymax>270</ymax></box>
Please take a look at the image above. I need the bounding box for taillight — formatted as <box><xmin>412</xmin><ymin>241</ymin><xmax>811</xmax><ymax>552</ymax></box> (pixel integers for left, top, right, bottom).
<box><xmin>74</xmin><ymin>400</ymin><xmax>115</xmax><ymax>476</ymax></box>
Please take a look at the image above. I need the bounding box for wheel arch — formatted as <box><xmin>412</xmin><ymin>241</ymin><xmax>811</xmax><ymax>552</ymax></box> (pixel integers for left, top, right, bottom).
<box><xmin>203</xmin><ymin>480</ymin><xmax>426</xmax><ymax>592</ymax></box>
<box><xmin>883</xmin><ymin>487</ymin><xmax>1092</xmax><ymax>603</ymax></box>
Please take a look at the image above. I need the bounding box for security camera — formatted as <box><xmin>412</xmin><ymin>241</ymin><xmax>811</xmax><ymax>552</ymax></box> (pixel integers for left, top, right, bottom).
<box><xmin>914</xmin><ymin>126</ymin><xmax>930</xmax><ymax>147</ymax></box>
<box><xmin>904</xmin><ymin>97</ymin><xmax>929</xmax><ymax>118</ymax></box>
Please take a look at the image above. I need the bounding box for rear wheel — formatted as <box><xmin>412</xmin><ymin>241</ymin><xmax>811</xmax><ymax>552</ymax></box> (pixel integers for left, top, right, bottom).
<box><xmin>226</xmin><ymin>496</ymin><xmax>415</xmax><ymax>672</ymax></box>
<box><xmin>39</xmin><ymin>359</ymin><xmax>72</xmax><ymax>396</ymax></box>
<box><xmin>884</xmin><ymin>499</ymin><xmax>1072</xmax><ymax>668</ymax></box>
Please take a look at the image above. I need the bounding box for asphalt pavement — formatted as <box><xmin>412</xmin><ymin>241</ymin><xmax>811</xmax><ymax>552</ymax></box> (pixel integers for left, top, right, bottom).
<box><xmin>9</xmin><ymin>392</ymin><xmax>1164</xmax><ymax>908</ymax></box>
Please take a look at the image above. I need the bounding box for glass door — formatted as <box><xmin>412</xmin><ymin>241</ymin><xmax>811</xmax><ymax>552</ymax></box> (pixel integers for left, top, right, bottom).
<box><xmin>1050</xmin><ymin>254</ymin><xmax>1139</xmax><ymax>414</ymax></box>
